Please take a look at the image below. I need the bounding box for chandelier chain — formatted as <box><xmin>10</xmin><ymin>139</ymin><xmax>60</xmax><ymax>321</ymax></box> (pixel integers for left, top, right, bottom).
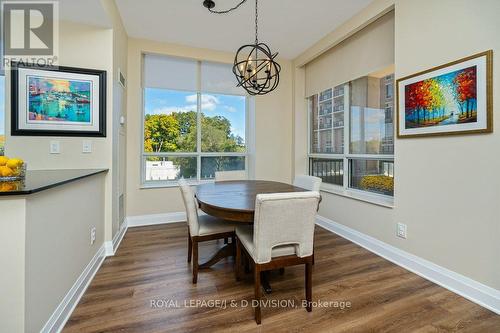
<box><xmin>208</xmin><ymin>0</ymin><xmax>247</xmax><ymax>14</ymax></box>
<box><xmin>255</xmin><ymin>0</ymin><xmax>258</xmax><ymax>44</ymax></box>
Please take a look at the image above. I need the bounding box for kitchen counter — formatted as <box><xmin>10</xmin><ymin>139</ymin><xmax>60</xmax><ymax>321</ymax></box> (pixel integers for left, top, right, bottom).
<box><xmin>0</xmin><ymin>169</ymin><xmax>108</xmax><ymax>196</ymax></box>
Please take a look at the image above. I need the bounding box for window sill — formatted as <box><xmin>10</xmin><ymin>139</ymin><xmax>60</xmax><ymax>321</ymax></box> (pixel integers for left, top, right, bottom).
<box><xmin>320</xmin><ymin>185</ymin><xmax>394</xmax><ymax>208</ymax></box>
<box><xmin>140</xmin><ymin>179</ymin><xmax>213</xmax><ymax>189</ymax></box>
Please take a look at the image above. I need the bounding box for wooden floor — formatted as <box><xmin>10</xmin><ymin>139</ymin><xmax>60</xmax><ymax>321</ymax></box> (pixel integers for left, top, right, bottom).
<box><xmin>63</xmin><ymin>223</ymin><xmax>500</xmax><ymax>333</ymax></box>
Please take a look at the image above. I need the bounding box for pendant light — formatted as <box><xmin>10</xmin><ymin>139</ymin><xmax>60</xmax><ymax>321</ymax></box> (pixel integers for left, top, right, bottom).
<box><xmin>203</xmin><ymin>0</ymin><xmax>281</xmax><ymax>95</ymax></box>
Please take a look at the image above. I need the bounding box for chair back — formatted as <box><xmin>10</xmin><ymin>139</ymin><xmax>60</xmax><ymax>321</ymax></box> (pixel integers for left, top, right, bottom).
<box><xmin>253</xmin><ymin>191</ymin><xmax>320</xmax><ymax>263</ymax></box>
<box><xmin>214</xmin><ymin>170</ymin><xmax>247</xmax><ymax>181</ymax></box>
<box><xmin>178</xmin><ymin>178</ymin><xmax>199</xmax><ymax>236</ymax></box>
<box><xmin>293</xmin><ymin>175</ymin><xmax>322</xmax><ymax>191</ymax></box>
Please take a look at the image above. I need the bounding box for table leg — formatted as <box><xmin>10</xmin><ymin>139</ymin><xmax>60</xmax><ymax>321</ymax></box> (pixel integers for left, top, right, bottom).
<box><xmin>199</xmin><ymin>243</ymin><xmax>234</xmax><ymax>269</ymax></box>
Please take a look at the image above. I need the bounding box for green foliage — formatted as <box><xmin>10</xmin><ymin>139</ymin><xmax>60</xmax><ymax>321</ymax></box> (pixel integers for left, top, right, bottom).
<box><xmin>144</xmin><ymin>114</ymin><xmax>180</xmax><ymax>152</ymax></box>
<box><xmin>174</xmin><ymin>111</ymin><xmax>197</xmax><ymax>152</ymax></box>
<box><xmin>201</xmin><ymin>115</ymin><xmax>245</xmax><ymax>153</ymax></box>
<box><xmin>0</xmin><ymin>135</ymin><xmax>4</xmax><ymax>156</ymax></box>
<box><xmin>144</xmin><ymin>111</ymin><xmax>245</xmax><ymax>178</ymax></box>
<box><xmin>144</xmin><ymin>111</ymin><xmax>244</xmax><ymax>153</ymax></box>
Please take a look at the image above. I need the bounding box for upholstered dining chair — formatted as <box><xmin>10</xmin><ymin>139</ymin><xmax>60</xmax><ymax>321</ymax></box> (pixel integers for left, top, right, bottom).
<box><xmin>293</xmin><ymin>175</ymin><xmax>322</xmax><ymax>192</ymax></box>
<box><xmin>178</xmin><ymin>178</ymin><xmax>237</xmax><ymax>284</ymax></box>
<box><xmin>214</xmin><ymin>170</ymin><xmax>247</xmax><ymax>181</ymax></box>
<box><xmin>293</xmin><ymin>175</ymin><xmax>322</xmax><ymax>264</ymax></box>
<box><xmin>235</xmin><ymin>191</ymin><xmax>321</xmax><ymax>324</ymax></box>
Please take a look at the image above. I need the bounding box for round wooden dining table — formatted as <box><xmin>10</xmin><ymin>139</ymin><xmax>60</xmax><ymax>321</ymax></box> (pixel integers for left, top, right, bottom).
<box><xmin>195</xmin><ymin>180</ymin><xmax>308</xmax><ymax>293</ymax></box>
<box><xmin>196</xmin><ymin>180</ymin><xmax>306</xmax><ymax>223</ymax></box>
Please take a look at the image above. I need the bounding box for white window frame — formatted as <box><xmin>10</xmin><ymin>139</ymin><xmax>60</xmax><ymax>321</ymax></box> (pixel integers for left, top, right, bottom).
<box><xmin>307</xmin><ymin>80</ymin><xmax>395</xmax><ymax>207</ymax></box>
<box><xmin>140</xmin><ymin>54</ymin><xmax>249</xmax><ymax>188</ymax></box>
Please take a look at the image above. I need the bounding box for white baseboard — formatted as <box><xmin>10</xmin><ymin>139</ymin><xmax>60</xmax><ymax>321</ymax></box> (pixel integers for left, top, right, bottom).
<box><xmin>105</xmin><ymin>220</ymin><xmax>128</xmax><ymax>256</ymax></box>
<box><xmin>41</xmin><ymin>244</ymin><xmax>107</xmax><ymax>333</ymax></box>
<box><xmin>316</xmin><ymin>215</ymin><xmax>500</xmax><ymax>315</ymax></box>
<box><xmin>126</xmin><ymin>212</ymin><xmax>187</xmax><ymax>228</ymax></box>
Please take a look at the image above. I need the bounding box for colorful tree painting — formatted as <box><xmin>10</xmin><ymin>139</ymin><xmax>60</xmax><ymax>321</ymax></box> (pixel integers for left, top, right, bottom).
<box><xmin>404</xmin><ymin>66</ymin><xmax>477</xmax><ymax>128</ymax></box>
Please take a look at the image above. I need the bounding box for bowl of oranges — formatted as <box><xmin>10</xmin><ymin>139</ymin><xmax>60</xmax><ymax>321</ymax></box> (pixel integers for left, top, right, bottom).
<box><xmin>0</xmin><ymin>156</ymin><xmax>26</xmax><ymax>181</ymax></box>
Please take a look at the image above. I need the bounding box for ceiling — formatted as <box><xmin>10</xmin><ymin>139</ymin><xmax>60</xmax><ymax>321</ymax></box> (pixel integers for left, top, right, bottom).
<box><xmin>114</xmin><ymin>0</ymin><xmax>373</xmax><ymax>59</ymax></box>
<box><xmin>59</xmin><ymin>0</ymin><xmax>112</xmax><ymax>28</ymax></box>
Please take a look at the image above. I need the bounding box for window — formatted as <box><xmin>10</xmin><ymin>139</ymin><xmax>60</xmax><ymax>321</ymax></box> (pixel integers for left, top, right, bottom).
<box><xmin>0</xmin><ymin>74</ymin><xmax>4</xmax><ymax>156</ymax></box>
<box><xmin>308</xmin><ymin>69</ymin><xmax>394</xmax><ymax>198</ymax></box>
<box><xmin>142</xmin><ymin>55</ymin><xmax>247</xmax><ymax>185</ymax></box>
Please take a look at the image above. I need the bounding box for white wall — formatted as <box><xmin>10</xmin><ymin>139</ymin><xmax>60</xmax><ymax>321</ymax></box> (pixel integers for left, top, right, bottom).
<box><xmin>4</xmin><ymin>20</ymin><xmax>116</xmax><ymax>242</ymax></box>
<box><xmin>25</xmin><ymin>175</ymin><xmax>105</xmax><ymax>332</ymax></box>
<box><xmin>0</xmin><ymin>197</ymin><xmax>26</xmax><ymax>333</ymax></box>
<box><xmin>125</xmin><ymin>38</ymin><xmax>293</xmax><ymax>217</ymax></box>
<box><xmin>293</xmin><ymin>0</ymin><xmax>500</xmax><ymax>291</ymax></box>
<box><xmin>1</xmin><ymin>2</ymin><xmax>127</xmax><ymax>330</ymax></box>
<box><xmin>102</xmin><ymin>0</ymin><xmax>129</xmax><ymax>237</ymax></box>
<box><xmin>4</xmin><ymin>4</ymin><xmax>129</xmax><ymax>241</ymax></box>
<box><xmin>394</xmin><ymin>0</ymin><xmax>500</xmax><ymax>290</ymax></box>
<box><xmin>4</xmin><ymin>21</ymin><xmax>113</xmax><ymax>171</ymax></box>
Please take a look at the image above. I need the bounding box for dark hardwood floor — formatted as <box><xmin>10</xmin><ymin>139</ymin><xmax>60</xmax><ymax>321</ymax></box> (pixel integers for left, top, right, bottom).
<box><xmin>63</xmin><ymin>223</ymin><xmax>500</xmax><ymax>333</ymax></box>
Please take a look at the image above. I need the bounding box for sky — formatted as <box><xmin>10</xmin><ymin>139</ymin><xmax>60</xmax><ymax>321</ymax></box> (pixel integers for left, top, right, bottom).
<box><xmin>144</xmin><ymin>88</ymin><xmax>246</xmax><ymax>139</ymax></box>
<box><xmin>0</xmin><ymin>76</ymin><xmax>4</xmax><ymax>135</ymax></box>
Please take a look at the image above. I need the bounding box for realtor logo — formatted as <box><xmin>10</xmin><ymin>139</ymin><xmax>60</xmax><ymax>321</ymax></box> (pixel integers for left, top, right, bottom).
<box><xmin>1</xmin><ymin>1</ymin><xmax>59</xmax><ymax>68</ymax></box>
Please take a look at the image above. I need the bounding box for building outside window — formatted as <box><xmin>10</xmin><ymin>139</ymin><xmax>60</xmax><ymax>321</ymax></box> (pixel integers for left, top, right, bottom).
<box><xmin>142</xmin><ymin>55</ymin><xmax>247</xmax><ymax>185</ymax></box>
<box><xmin>308</xmin><ymin>69</ymin><xmax>394</xmax><ymax>198</ymax></box>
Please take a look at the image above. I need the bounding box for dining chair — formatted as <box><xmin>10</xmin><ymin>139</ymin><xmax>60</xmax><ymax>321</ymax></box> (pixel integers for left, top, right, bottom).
<box><xmin>293</xmin><ymin>175</ymin><xmax>322</xmax><ymax>191</ymax></box>
<box><xmin>214</xmin><ymin>170</ymin><xmax>247</xmax><ymax>181</ymax></box>
<box><xmin>293</xmin><ymin>175</ymin><xmax>322</xmax><ymax>264</ymax></box>
<box><xmin>178</xmin><ymin>178</ymin><xmax>237</xmax><ymax>284</ymax></box>
<box><xmin>235</xmin><ymin>191</ymin><xmax>321</xmax><ymax>324</ymax></box>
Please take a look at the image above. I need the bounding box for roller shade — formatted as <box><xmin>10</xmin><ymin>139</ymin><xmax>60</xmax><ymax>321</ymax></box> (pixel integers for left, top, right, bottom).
<box><xmin>201</xmin><ymin>61</ymin><xmax>245</xmax><ymax>95</ymax></box>
<box><xmin>305</xmin><ymin>11</ymin><xmax>394</xmax><ymax>97</ymax></box>
<box><xmin>143</xmin><ymin>54</ymin><xmax>197</xmax><ymax>91</ymax></box>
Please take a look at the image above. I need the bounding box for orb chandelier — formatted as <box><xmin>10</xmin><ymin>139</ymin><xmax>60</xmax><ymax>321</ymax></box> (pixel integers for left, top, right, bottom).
<box><xmin>203</xmin><ymin>0</ymin><xmax>281</xmax><ymax>95</ymax></box>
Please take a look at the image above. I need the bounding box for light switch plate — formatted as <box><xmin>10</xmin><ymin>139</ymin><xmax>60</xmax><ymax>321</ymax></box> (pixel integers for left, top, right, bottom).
<box><xmin>82</xmin><ymin>140</ymin><xmax>92</xmax><ymax>153</ymax></box>
<box><xmin>50</xmin><ymin>141</ymin><xmax>60</xmax><ymax>154</ymax></box>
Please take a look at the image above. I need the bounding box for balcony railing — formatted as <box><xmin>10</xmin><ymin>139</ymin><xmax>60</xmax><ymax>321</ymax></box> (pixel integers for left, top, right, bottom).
<box><xmin>309</xmin><ymin>158</ymin><xmax>344</xmax><ymax>186</ymax></box>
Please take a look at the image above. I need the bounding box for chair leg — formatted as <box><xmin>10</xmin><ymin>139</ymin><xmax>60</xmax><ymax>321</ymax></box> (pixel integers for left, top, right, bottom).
<box><xmin>192</xmin><ymin>239</ymin><xmax>199</xmax><ymax>284</ymax></box>
<box><xmin>305</xmin><ymin>261</ymin><xmax>312</xmax><ymax>312</ymax></box>
<box><xmin>254</xmin><ymin>264</ymin><xmax>262</xmax><ymax>324</ymax></box>
<box><xmin>187</xmin><ymin>235</ymin><xmax>192</xmax><ymax>263</ymax></box>
<box><xmin>231</xmin><ymin>234</ymin><xmax>236</xmax><ymax>257</ymax></box>
<box><xmin>244</xmin><ymin>254</ymin><xmax>251</xmax><ymax>274</ymax></box>
<box><xmin>235</xmin><ymin>238</ymin><xmax>242</xmax><ymax>281</ymax></box>
<box><xmin>312</xmin><ymin>249</ymin><xmax>315</xmax><ymax>265</ymax></box>
<box><xmin>224</xmin><ymin>237</ymin><xmax>228</xmax><ymax>244</ymax></box>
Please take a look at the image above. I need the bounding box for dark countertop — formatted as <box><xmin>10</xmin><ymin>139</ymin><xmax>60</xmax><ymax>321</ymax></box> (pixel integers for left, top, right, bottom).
<box><xmin>0</xmin><ymin>169</ymin><xmax>108</xmax><ymax>196</ymax></box>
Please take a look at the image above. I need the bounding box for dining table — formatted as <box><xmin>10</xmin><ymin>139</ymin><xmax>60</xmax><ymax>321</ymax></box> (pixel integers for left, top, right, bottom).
<box><xmin>195</xmin><ymin>180</ymin><xmax>308</xmax><ymax>293</ymax></box>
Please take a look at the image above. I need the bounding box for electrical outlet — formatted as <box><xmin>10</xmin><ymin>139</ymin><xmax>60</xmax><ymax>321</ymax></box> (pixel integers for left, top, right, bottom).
<box><xmin>397</xmin><ymin>223</ymin><xmax>407</xmax><ymax>239</ymax></box>
<box><xmin>82</xmin><ymin>140</ymin><xmax>92</xmax><ymax>153</ymax></box>
<box><xmin>90</xmin><ymin>227</ymin><xmax>96</xmax><ymax>245</ymax></box>
<box><xmin>50</xmin><ymin>141</ymin><xmax>61</xmax><ymax>154</ymax></box>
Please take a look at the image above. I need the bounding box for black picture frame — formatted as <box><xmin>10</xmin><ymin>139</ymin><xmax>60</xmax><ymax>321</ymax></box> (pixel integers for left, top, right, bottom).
<box><xmin>10</xmin><ymin>62</ymin><xmax>107</xmax><ymax>137</ymax></box>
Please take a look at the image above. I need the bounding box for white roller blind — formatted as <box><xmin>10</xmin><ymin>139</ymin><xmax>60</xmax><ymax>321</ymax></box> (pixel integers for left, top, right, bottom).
<box><xmin>144</xmin><ymin>54</ymin><xmax>197</xmax><ymax>91</ymax></box>
<box><xmin>305</xmin><ymin>11</ymin><xmax>394</xmax><ymax>97</ymax></box>
<box><xmin>201</xmin><ymin>61</ymin><xmax>245</xmax><ymax>95</ymax></box>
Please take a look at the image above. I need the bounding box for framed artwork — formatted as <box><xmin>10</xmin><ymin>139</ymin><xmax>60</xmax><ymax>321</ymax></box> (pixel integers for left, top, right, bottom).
<box><xmin>11</xmin><ymin>62</ymin><xmax>106</xmax><ymax>137</ymax></box>
<box><xmin>397</xmin><ymin>50</ymin><xmax>492</xmax><ymax>138</ymax></box>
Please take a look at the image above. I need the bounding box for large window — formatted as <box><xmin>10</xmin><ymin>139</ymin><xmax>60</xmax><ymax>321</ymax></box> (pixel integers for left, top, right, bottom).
<box><xmin>142</xmin><ymin>55</ymin><xmax>247</xmax><ymax>185</ymax></box>
<box><xmin>0</xmin><ymin>74</ymin><xmax>4</xmax><ymax>156</ymax></box>
<box><xmin>308</xmin><ymin>69</ymin><xmax>394</xmax><ymax>198</ymax></box>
